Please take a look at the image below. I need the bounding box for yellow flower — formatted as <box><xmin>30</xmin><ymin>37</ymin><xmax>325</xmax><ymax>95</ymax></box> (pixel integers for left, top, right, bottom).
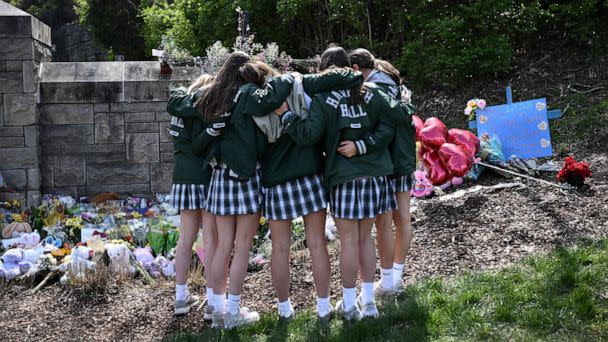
<box><xmin>132</xmin><ymin>211</ymin><xmax>142</xmax><ymax>219</ymax></box>
<box><xmin>259</xmin><ymin>217</ymin><xmax>267</xmax><ymax>226</ymax></box>
<box><xmin>11</xmin><ymin>213</ymin><xmax>24</xmax><ymax>223</ymax></box>
<box><xmin>467</xmin><ymin>100</ymin><xmax>477</xmax><ymax>108</ymax></box>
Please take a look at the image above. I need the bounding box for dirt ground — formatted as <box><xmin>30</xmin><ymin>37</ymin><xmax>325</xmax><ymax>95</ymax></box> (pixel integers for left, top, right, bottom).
<box><xmin>1</xmin><ymin>44</ymin><xmax>607</xmax><ymax>342</ymax></box>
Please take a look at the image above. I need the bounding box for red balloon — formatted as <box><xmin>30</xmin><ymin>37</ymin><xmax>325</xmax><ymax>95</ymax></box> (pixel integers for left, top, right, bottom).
<box><xmin>423</xmin><ymin>151</ymin><xmax>452</xmax><ymax>185</ymax></box>
<box><xmin>438</xmin><ymin>143</ymin><xmax>474</xmax><ymax>177</ymax></box>
<box><xmin>419</xmin><ymin>124</ymin><xmax>447</xmax><ymax>149</ymax></box>
<box><xmin>424</xmin><ymin>117</ymin><xmax>448</xmax><ymax>130</ymax></box>
<box><xmin>412</xmin><ymin>115</ymin><xmax>424</xmax><ymax>138</ymax></box>
<box><xmin>448</xmin><ymin>128</ymin><xmax>480</xmax><ymax>158</ymax></box>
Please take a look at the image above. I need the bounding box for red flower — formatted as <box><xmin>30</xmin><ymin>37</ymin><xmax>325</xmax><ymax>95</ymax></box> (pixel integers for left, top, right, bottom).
<box><xmin>557</xmin><ymin>156</ymin><xmax>592</xmax><ymax>186</ymax></box>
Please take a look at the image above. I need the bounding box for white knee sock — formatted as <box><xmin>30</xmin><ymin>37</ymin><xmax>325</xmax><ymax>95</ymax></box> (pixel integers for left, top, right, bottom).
<box><xmin>278</xmin><ymin>298</ymin><xmax>293</xmax><ymax>315</ymax></box>
<box><xmin>214</xmin><ymin>293</ymin><xmax>226</xmax><ymax>314</ymax></box>
<box><xmin>393</xmin><ymin>263</ymin><xmax>405</xmax><ymax>285</ymax></box>
<box><xmin>227</xmin><ymin>294</ymin><xmax>241</xmax><ymax>314</ymax></box>
<box><xmin>206</xmin><ymin>287</ymin><xmax>214</xmax><ymax>306</ymax></box>
<box><xmin>343</xmin><ymin>287</ymin><xmax>357</xmax><ymax>310</ymax></box>
<box><xmin>381</xmin><ymin>268</ymin><xmax>394</xmax><ymax>289</ymax></box>
<box><xmin>317</xmin><ymin>296</ymin><xmax>331</xmax><ymax>317</ymax></box>
<box><xmin>176</xmin><ymin>284</ymin><xmax>188</xmax><ymax>301</ymax></box>
<box><xmin>361</xmin><ymin>282</ymin><xmax>374</xmax><ymax>304</ymax></box>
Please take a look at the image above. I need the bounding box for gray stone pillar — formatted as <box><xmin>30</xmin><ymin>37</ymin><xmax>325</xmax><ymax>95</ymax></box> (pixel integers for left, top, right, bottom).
<box><xmin>0</xmin><ymin>1</ymin><xmax>51</xmax><ymax>207</ymax></box>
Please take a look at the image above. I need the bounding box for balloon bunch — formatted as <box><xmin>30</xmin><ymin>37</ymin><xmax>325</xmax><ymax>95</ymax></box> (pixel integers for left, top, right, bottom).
<box><xmin>414</xmin><ymin>116</ymin><xmax>480</xmax><ymax>186</ymax></box>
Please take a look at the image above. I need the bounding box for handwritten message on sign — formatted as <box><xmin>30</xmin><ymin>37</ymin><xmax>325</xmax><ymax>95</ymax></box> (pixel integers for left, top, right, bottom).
<box><xmin>476</xmin><ymin>98</ymin><xmax>552</xmax><ymax>158</ymax></box>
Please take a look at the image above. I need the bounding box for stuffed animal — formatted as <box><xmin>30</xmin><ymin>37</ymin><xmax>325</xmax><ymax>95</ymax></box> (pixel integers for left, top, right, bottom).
<box><xmin>20</xmin><ymin>231</ymin><xmax>40</xmax><ymax>249</ymax></box>
<box><xmin>58</xmin><ymin>246</ymin><xmax>96</xmax><ymax>285</ymax></box>
<box><xmin>155</xmin><ymin>255</ymin><xmax>175</xmax><ymax>278</ymax></box>
<box><xmin>411</xmin><ymin>170</ymin><xmax>434</xmax><ymax>198</ymax></box>
<box><xmin>133</xmin><ymin>246</ymin><xmax>160</xmax><ymax>277</ymax></box>
<box><xmin>2</xmin><ymin>222</ymin><xmax>32</xmax><ymax>239</ymax></box>
<box><xmin>0</xmin><ymin>249</ymin><xmax>33</xmax><ymax>281</ymax></box>
<box><xmin>105</xmin><ymin>243</ymin><xmax>136</xmax><ymax>276</ymax></box>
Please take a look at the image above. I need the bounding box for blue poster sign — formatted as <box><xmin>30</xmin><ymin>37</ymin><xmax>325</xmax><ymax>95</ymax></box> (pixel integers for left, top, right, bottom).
<box><xmin>476</xmin><ymin>98</ymin><xmax>553</xmax><ymax>158</ymax></box>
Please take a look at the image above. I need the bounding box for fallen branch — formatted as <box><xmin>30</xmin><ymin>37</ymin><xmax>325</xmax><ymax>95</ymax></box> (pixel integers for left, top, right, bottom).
<box><xmin>31</xmin><ymin>269</ymin><xmax>60</xmax><ymax>294</ymax></box>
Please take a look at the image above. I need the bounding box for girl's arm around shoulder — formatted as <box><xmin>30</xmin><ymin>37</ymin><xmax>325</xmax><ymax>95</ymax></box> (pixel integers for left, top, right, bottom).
<box><xmin>167</xmin><ymin>87</ymin><xmax>203</xmax><ymax>119</ymax></box>
<box><xmin>281</xmin><ymin>94</ymin><xmax>327</xmax><ymax>146</ymax></box>
<box><xmin>243</xmin><ymin>74</ymin><xmax>295</xmax><ymax>116</ymax></box>
<box><xmin>301</xmin><ymin>69</ymin><xmax>363</xmax><ymax>95</ymax></box>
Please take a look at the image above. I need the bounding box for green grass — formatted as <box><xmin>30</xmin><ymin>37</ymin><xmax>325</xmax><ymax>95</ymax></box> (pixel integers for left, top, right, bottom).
<box><xmin>166</xmin><ymin>239</ymin><xmax>608</xmax><ymax>342</ymax></box>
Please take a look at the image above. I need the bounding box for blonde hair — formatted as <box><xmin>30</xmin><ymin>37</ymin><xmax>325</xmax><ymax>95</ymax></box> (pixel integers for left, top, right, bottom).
<box><xmin>187</xmin><ymin>74</ymin><xmax>214</xmax><ymax>94</ymax></box>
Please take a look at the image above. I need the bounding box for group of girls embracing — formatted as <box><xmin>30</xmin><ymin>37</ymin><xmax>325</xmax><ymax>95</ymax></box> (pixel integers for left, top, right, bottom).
<box><xmin>166</xmin><ymin>45</ymin><xmax>416</xmax><ymax>329</ymax></box>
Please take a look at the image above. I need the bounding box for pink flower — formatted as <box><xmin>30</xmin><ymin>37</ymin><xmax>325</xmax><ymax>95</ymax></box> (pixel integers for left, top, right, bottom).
<box><xmin>476</xmin><ymin>99</ymin><xmax>487</xmax><ymax>109</ymax></box>
<box><xmin>464</xmin><ymin>106</ymin><xmax>473</xmax><ymax>116</ymax></box>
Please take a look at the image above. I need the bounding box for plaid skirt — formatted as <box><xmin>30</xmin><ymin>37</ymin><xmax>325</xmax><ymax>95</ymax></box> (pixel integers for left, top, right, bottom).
<box><xmin>169</xmin><ymin>184</ymin><xmax>208</xmax><ymax>211</ymax></box>
<box><xmin>264</xmin><ymin>174</ymin><xmax>328</xmax><ymax>220</ymax></box>
<box><xmin>330</xmin><ymin>176</ymin><xmax>396</xmax><ymax>219</ymax></box>
<box><xmin>391</xmin><ymin>174</ymin><xmax>414</xmax><ymax>193</ymax></box>
<box><xmin>207</xmin><ymin>167</ymin><xmax>263</xmax><ymax>216</ymax></box>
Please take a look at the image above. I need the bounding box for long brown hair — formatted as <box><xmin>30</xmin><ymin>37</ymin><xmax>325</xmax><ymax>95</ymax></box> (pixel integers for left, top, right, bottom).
<box><xmin>195</xmin><ymin>51</ymin><xmax>250</xmax><ymax>121</ymax></box>
<box><xmin>347</xmin><ymin>48</ymin><xmax>375</xmax><ymax>70</ymax></box>
<box><xmin>187</xmin><ymin>74</ymin><xmax>214</xmax><ymax>94</ymax></box>
<box><xmin>319</xmin><ymin>45</ymin><xmax>365</xmax><ymax>105</ymax></box>
<box><xmin>375</xmin><ymin>59</ymin><xmax>402</xmax><ymax>86</ymax></box>
<box><xmin>239</xmin><ymin>60</ymin><xmax>280</xmax><ymax>88</ymax></box>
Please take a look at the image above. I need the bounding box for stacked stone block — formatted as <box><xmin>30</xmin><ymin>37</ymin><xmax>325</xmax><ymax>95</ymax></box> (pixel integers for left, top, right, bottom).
<box><xmin>0</xmin><ymin>1</ymin><xmax>51</xmax><ymax>206</ymax></box>
<box><xmin>38</xmin><ymin>61</ymin><xmax>197</xmax><ymax>198</ymax></box>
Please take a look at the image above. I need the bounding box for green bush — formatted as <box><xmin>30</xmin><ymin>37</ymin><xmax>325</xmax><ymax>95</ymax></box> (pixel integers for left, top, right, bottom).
<box><xmin>397</xmin><ymin>0</ymin><xmax>546</xmax><ymax>87</ymax></box>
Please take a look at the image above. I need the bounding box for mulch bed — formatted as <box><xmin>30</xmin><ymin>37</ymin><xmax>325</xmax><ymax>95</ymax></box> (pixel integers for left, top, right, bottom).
<box><xmin>1</xmin><ymin>152</ymin><xmax>606</xmax><ymax>342</ymax></box>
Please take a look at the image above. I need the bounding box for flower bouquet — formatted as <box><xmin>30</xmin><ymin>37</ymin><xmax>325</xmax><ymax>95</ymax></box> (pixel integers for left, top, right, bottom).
<box><xmin>464</xmin><ymin>98</ymin><xmax>487</xmax><ymax>121</ymax></box>
<box><xmin>557</xmin><ymin>156</ymin><xmax>592</xmax><ymax>186</ymax></box>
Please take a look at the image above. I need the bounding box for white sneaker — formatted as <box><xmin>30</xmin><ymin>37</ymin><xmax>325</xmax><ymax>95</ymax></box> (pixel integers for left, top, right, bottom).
<box><xmin>173</xmin><ymin>294</ymin><xmax>200</xmax><ymax>316</ymax></box>
<box><xmin>278</xmin><ymin>305</ymin><xmax>295</xmax><ymax>321</ymax></box>
<box><xmin>357</xmin><ymin>296</ymin><xmax>379</xmax><ymax>318</ymax></box>
<box><xmin>211</xmin><ymin>311</ymin><xmax>224</xmax><ymax>329</ymax></box>
<box><xmin>224</xmin><ymin>309</ymin><xmax>260</xmax><ymax>329</ymax></box>
<box><xmin>335</xmin><ymin>300</ymin><xmax>362</xmax><ymax>321</ymax></box>
<box><xmin>373</xmin><ymin>281</ymin><xmax>396</xmax><ymax>298</ymax></box>
<box><xmin>203</xmin><ymin>305</ymin><xmax>214</xmax><ymax>321</ymax></box>
<box><xmin>317</xmin><ymin>306</ymin><xmax>334</xmax><ymax>325</ymax></box>
<box><xmin>394</xmin><ymin>281</ymin><xmax>405</xmax><ymax>294</ymax></box>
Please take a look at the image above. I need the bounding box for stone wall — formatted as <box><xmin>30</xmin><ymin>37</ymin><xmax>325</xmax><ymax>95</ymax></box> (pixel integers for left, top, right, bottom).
<box><xmin>38</xmin><ymin>61</ymin><xmax>197</xmax><ymax>198</ymax></box>
<box><xmin>1</xmin><ymin>1</ymin><xmax>200</xmax><ymax>204</ymax></box>
<box><xmin>0</xmin><ymin>1</ymin><xmax>51</xmax><ymax>206</ymax></box>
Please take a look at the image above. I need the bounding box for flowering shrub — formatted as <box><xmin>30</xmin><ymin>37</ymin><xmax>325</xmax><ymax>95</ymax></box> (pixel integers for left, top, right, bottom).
<box><xmin>557</xmin><ymin>156</ymin><xmax>592</xmax><ymax>186</ymax></box>
<box><xmin>464</xmin><ymin>98</ymin><xmax>487</xmax><ymax>121</ymax></box>
<box><xmin>192</xmin><ymin>7</ymin><xmax>293</xmax><ymax>74</ymax></box>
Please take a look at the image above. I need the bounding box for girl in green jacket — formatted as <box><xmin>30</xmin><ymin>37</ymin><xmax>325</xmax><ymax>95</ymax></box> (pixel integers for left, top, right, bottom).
<box><xmin>242</xmin><ymin>60</ymin><xmax>363</xmax><ymax>322</ymax></box>
<box><xmin>167</xmin><ymin>74</ymin><xmax>217</xmax><ymax>317</ymax></box>
<box><xmin>345</xmin><ymin>49</ymin><xmax>416</xmax><ymax>297</ymax></box>
<box><xmin>279</xmin><ymin>46</ymin><xmax>406</xmax><ymax>321</ymax></box>
<box><xmin>194</xmin><ymin>51</ymin><xmax>286</xmax><ymax>329</ymax></box>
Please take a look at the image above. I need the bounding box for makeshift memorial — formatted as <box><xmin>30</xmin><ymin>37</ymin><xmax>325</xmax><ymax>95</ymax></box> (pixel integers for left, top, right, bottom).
<box><xmin>155</xmin><ymin>255</ymin><xmax>175</xmax><ymax>278</ymax></box>
<box><xmin>438</xmin><ymin>143</ymin><xmax>474</xmax><ymax>178</ymax></box>
<box><xmin>0</xmin><ymin>249</ymin><xmax>33</xmax><ymax>281</ymax></box>
<box><xmin>419</xmin><ymin>118</ymin><xmax>448</xmax><ymax>149</ymax></box>
<box><xmin>134</xmin><ymin>246</ymin><xmax>161</xmax><ymax>278</ymax></box>
<box><xmin>412</xmin><ymin>115</ymin><xmax>424</xmax><ymax>138</ymax></box>
<box><xmin>557</xmin><ymin>156</ymin><xmax>592</xmax><ymax>186</ymax></box>
<box><xmin>423</xmin><ymin>151</ymin><xmax>451</xmax><ymax>185</ymax></box>
<box><xmin>105</xmin><ymin>242</ymin><xmax>136</xmax><ymax>276</ymax></box>
<box><xmin>411</xmin><ymin>170</ymin><xmax>434</xmax><ymax>198</ymax></box>
<box><xmin>2</xmin><ymin>221</ymin><xmax>32</xmax><ymax>239</ymax></box>
<box><xmin>58</xmin><ymin>246</ymin><xmax>96</xmax><ymax>285</ymax></box>
<box><xmin>448</xmin><ymin>128</ymin><xmax>480</xmax><ymax>158</ymax></box>
<box><xmin>464</xmin><ymin>98</ymin><xmax>486</xmax><ymax>121</ymax></box>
